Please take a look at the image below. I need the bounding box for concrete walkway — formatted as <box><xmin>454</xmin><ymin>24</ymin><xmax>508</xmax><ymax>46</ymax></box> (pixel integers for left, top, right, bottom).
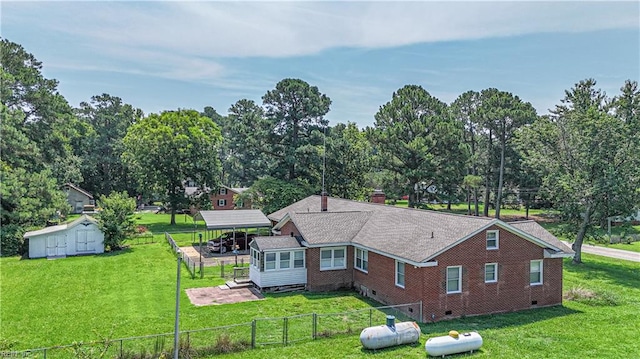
<box><xmin>563</xmin><ymin>241</ymin><xmax>640</xmax><ymax>262</ymax></box>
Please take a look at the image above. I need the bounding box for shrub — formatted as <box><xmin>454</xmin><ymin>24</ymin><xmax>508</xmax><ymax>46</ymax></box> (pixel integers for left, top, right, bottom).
<box><xmin>564</xmin><ymin>287</ymin><xmax>619</xmax><ymax>306</ymax></box>
<box><xmin>98</xmin><ymin>192</ymin><xmax>136</xmax><ymax>251</ymax></box>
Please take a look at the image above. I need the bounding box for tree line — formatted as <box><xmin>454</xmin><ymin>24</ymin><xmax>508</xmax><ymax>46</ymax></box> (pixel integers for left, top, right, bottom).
<box><xmin>2</xmin><ymin>38</ymin><xmax>638</xmax><ymax>263</ymax></box>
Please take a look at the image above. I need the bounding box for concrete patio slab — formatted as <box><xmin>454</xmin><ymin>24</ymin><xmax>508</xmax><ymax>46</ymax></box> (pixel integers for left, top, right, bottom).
<box><xmin>186</xmin><ymin>286</ymin><xmax>264</xmax><ymax>306</ymax></box>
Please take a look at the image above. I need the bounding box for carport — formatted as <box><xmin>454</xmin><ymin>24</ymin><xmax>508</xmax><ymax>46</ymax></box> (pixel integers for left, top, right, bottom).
<box><xmin>194</xmin><ymin>210</ymin><xmax>272</xmax><ymax>253</ymax></box>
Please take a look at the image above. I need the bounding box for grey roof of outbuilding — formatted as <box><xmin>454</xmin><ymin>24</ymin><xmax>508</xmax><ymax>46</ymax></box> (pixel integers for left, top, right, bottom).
<box><xmin>251</xmin><ymin>236</ymin><xmax>304</xmax><ymax>251</ymax></box>
<box><xmin>195</xmin><ymin>210</ymin><xmax>271</xmax><ymax>230</ymax></box>
<box><xmin>269</xmin><ymin>195</ymin><xmax>572</xmax><ymax>263</ymax></box>
<box><xmin>23</xmin><ymin>215</ymin><xmax>98</xmax><ymax>238</ymax></box>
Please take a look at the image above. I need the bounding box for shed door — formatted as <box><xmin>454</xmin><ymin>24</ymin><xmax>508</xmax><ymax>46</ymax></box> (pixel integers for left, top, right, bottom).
<box><xmin>46</xmin><ymin>237</ymin><xmax>57</xmax><ymax>256</ymax></box>
<box><xmin>77</xmin><ymin>230</ymin><xmax>87</xmax><ymax>252</ymax></box>
<box><xmin>47</xmin><ymin>235</ymin><xmax>66</xmax><ymax>256</ymax></box>
<box><xmin>75</xmin><ymin>201</ymin><xmax>84</xmax><ymax>213</ymax></box>
<box><xmin>56</xmin><ymin>235</ymin><xmax>67</xmax><ymax>256</ymax></box>
<box><xmin>76</xmin><ymin>230</ymin><xmax>95</xmax><ymax>252</ymax></box>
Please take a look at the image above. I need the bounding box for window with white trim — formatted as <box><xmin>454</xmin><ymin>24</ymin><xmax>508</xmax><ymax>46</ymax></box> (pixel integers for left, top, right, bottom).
<box><xmin>265</xmin><ymin>253</ymin><xmax>276</xmax><ymax>270</ymax></box>
<box><xmin>485</xmin><ymin>263</ymin><xmax>498</xmax><ymax>283</ymax></box>
<box><xmin>530</xmin><ymin>260</ymin><xmax>543</xmax><ymax>285</ymax></box>
<box><xmin>486</xmin><ymin>230</ymin><xmax>499</xmax><ymax>249</ymax></box>
<box><xmin>355</xmin><ymin>248</ymin><xmax>368</xmax><ymax>272</ymax></box>
<box><xmin>250</xmin><ymin>248</ymin><xmax>259</xmax><ymax>267</ymax></box>
<box><xmin>320</xmin><ymin>247</ymin><xmax>346</xmax><ymax>270</ymax></box>
<box><xmin>395</xmin><ymin>261</ymin><xmax>405</xmax><ymax>288</ymax></box>
<box><xmin>293</xmin><ymin>251</ymin><xmax>304</xmax><ymax>268</ymax></box>
<box><xmin>447</xmin><ymin>266</ymin><xmax>462</xmax><ymax>293</ymax></box>
<box><xmin>218</xmin><ymin>199</ymin><xmax>226</xmax><ymax>207</ymax></box>
<box><xmin>279</xmin><ymin>252</ymin><xmax>290</xmax><ymax>269</ymax></box>
<box><xmin>219</xmin><ymin>188</ymin><xmax>227</xmax><ymax>195</ymax></box>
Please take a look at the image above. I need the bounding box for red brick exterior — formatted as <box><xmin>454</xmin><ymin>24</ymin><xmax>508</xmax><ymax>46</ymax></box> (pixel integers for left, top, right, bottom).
<box><xmin>300</xmin><ymin>223</ymin><xmax>565</xmax><ymax>322</ymax></box>
<box><xmin>209</xmin><ymin>188</ymin><xmax>251</xmax><ymax>210</ymax></box>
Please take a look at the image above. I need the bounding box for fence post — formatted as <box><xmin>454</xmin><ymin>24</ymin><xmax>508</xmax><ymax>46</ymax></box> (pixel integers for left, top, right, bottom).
<box><xmin>120</xmin><ymin>339</ymin><xmax>123</xmax><ymax>358</ymax></box>
<box><xmin>221</xmin><ymin>261</ymin><xmax>225</xmax><ymax>278</ymax></box>
<box><xmin>192</xmin><ymin>262</ymin><xmax>195</xmax><ymax>279</ymax></box>
<box><xmin>283</xmin><ymin>317</ymin><xmax>288</xmax><ymax>346</ymax></box>
<box><xmin>251</xmin><ymin>320</ymin><xmax>256</xmax><ymax>349</ymax></box>
<box><xmin>419</xmin><ymin>300</ymin><xmax>423</xmax><ymax>323</ymax></box>
<box><xmin>200</xmin><ymin>262</ymin><xmax>204</xmax><ymax>279</ymax></box>
<box><xmin>369</xmin><ymin>308</ymin><xmax>373</xmax><ymax>327</ymax></box>
<box><xmin>312</xmin><ymin>313</ymin><xmax>317</xmax><ymax>340</ymax></box>
<box><xmin>43</xmin><ymin>348</ymin><xmax>47</xmax><ymax>359</ymax></box>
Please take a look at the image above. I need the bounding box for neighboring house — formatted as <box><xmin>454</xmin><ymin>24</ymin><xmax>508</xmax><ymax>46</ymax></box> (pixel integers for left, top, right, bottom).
<box><xmin>23</xmin><ymin>215</ymin><xmax>105</xmax><ymax>259</ymax></box>
<box><xmin>210</xmin><ymin>186</ymin><xmax>251</xmax><ymax>210</ymax></box>
<box><xmin>63</xmin><ymin>183</ymin><xmax>95</xmax><ymax>214</ymax></box>
<box><xmin>610</xmin><ymin>209</ymin><xmax>640</xmax><ymax>224</ymax></box>
<box><xmin>249</xmin><ymin>194</ymin><xmax>574</xmax><ymax>322</ymax></box>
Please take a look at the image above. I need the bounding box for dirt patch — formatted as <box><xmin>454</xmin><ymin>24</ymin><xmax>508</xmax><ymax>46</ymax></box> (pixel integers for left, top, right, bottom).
<box><xmin>186</xmin><ymin>286</ymin><xmax>264</xmax><ymax>306</ymax></box>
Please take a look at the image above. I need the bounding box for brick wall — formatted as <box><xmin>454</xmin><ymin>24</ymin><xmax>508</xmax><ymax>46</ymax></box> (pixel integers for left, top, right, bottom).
<box><xmin>353</xmin><ymin>225</ymin><xmax>565</xmax><ymax>322</ymax></box>
<box><xmin>353</xmin><ymin>252</ymin><xmax>422</xmax><ymax>312</ymax></box>
<box><xmin>306</xmin><ymin>246</ymin><xmax>354</xmax><ymax>291</ymax></box>
<box><xmin>209</xmin><ymin>188</ymin><xmax>236</xmax><ymax>210</ymax></box>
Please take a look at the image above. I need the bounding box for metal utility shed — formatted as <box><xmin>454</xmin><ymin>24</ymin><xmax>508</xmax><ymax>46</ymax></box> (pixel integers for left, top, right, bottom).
<box><xmin>194</xmin><ymin>210</ymin><xmax>272</xmax><ymax>250</ymax></box>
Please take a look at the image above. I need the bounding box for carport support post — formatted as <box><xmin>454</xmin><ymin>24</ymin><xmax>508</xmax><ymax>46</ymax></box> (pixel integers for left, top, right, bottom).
<box><xmin>174</xmin><ymin>251</ymin><xmax>182</xmax><ymax>359</ymax></box>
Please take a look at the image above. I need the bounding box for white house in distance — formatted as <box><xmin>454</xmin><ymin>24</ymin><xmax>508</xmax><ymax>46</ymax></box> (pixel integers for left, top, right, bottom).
<box><xmin>23</xmin><ymin>215</ymin><xmax>105</xmax><ymax>259</ymax></box>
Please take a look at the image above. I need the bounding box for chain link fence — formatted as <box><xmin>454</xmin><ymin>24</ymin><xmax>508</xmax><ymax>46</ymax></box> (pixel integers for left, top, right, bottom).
<box><xmin>5</xmin><ymin>302</ymin><xmax>422</xmax><ymax>358</ymax></box>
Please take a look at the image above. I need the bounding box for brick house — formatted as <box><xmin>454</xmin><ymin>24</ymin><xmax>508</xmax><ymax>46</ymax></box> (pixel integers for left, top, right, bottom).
<box><xmin>209</xmin><ymin>186</ymin><xmax>251</xmax><ymax>210</ymax></box>
<box><xmin>249</xmin><ymin>194</ymin><xmax>573</xmax><ymax>322</ymax></box>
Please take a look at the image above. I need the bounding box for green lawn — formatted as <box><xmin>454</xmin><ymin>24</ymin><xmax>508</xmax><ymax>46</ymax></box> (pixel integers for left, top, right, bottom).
<box><xmin>389</xmin><ymin>200</ymin><xmax>552</xmax><ymax>219</ymax></box>
<box><xmin>2</xmin><ymin>246</ymin><xmax>639</xmax><ymax>358</ymax></box>
<box><xmin>0</xmin><ymin>243</ymin><xmax>381</xmax><ymax>352</ymax></box>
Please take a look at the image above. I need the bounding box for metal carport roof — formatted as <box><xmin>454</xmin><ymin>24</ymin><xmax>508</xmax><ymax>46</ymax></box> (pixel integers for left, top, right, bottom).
<box><xmin>194</xmin><ymin>210</ymin><xmax>271</xmax><ymax>230</ymax></box>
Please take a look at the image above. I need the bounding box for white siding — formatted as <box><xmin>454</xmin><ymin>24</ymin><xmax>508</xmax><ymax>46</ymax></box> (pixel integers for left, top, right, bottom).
<box><xmin>28</xmin><ymin>236</ymin><xmax>47</xmax><ymax>258</ymax></box>
<box><xmin>250</xmin><ymin>267</ymin><xmax>307</xmax><ymax>288</ymax></box>
<box><xmin>27</xmin><ymin>221</ymin><xmax>104</xmax><ymax>258</ymax></box>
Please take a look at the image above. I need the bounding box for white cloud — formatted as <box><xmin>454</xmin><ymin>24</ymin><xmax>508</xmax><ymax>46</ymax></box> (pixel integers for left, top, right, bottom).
<box><xmin>6</xmin><ymin>1</ymin><xmax>638</xmax><ymax>60</ymax></box>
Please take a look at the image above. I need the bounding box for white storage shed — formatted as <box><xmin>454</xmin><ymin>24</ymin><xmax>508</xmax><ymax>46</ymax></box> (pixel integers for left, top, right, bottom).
<box><xmin>24</xmin><ymin>215</ymin><xmax>105</xmax><ymax>259</ymax></box>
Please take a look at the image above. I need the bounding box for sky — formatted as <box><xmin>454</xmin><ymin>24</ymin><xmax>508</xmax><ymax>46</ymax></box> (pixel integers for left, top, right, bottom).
<box><xmin>1</xmin><ymin>1</ymin><xmax>639</xmax><ymax>128</ymax></box>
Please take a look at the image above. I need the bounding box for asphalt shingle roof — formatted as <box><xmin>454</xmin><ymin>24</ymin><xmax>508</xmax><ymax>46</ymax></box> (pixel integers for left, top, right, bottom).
<box><xmin>269</xmin><ymin>195</ymin><xmax>572</xmax><ymax>263</ymax></box>
<box><xmin>509</xmin><ymin>220</ymin><xmax>574</xmax><ymax>254</ymax></box>
<box><xmin>251</xmin><ymin>236</ymin><xmax>304</xmax><ymax>251</ymax></box>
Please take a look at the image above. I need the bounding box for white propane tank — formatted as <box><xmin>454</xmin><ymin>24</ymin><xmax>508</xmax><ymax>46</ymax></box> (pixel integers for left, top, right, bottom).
<box><xmin>425</xmin><ymin>330</ymin><xmax>483</xmax><ymax>357</ymax></box>
<box><xmin>360</xmin><ymin>316</ymin><xmax>421</xmax><ymax>350</ymax></box>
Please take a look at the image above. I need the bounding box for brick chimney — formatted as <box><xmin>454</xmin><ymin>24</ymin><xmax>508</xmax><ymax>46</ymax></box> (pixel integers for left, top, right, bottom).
<box><xmin>371</xmin><ymin>189</ymin><xmax>386</xmax><ymax>204</ymax></box>
<box><xmin>321</xmin><ymin>191</ymin><xmax>328</xmax><ymax>212</ymax></box>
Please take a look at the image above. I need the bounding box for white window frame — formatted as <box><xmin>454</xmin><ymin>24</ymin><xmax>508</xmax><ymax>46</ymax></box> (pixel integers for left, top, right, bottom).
<box><xmin>354</xmin><ymin>248</ymin><xmax>368</xmax><ymax>273</ymax></box>
<box><xmin>265</xmin><ymin>252</ymin><xmax>276</xmax><ymax>271</ymax></box>
<box><xmin>446</xmin><ymin>266</ymin><xmax>462</xmax><ymax>294</ymax></box>
<box><xmin>485</xmin><ymin>263</ymin><xmax>498</xmax><ymax>283</ymax></box>
<box><xmin>279</xmin><ymin>252</ymin><xmax>291</xmax><ymax>269</ymax></box>
<box><xmin>530</xmin><ymin>260</ymin><xmax>543</xmax><ymax>285</ymax></box>
<box><xmin>320</xmin><ymin>247</ymin><xmax>347</xmax><ymax>270</ymax></box>
<box><xmin>219</xmin><ymin>188</ymin><xmax>227</xmax><ymax>195</ymax></box>
<box><xmin>293</xmin><ymin>250</ymin><xmax>305</xmax><ymax>268</ymax></box>
<box><xmin>250</xmin><ymin>248</ymin><xmax>259</xmax><ymax>268</ymax></box>
<box><xmin>395</xmin><ymin>261</ymin><xmax>405</xmax><ymax>288</ymax></box>
<box><xmin>218</xmin><ymin>199</ymin><xmax>226</xmax><ymax>207</ymax></box>
<box><xmin>486</xmin><ymin>230</ymin><xmax>499</xmax><ymax>250</ymax></box>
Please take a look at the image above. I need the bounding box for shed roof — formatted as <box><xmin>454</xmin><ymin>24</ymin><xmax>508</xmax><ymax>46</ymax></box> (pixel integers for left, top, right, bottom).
<box><xmin>195</xmin><ymin>210</ymin><xmax>271</xmax><ymax>230</ymax></box>
<box><xmin>23</xmin><ymin>215</ymin><xmax>98</xmax><ymax>238</ymax></box>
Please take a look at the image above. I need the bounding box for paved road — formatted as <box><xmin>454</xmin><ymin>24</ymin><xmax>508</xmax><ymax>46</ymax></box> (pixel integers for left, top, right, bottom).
<box><xmin>562</xmin><ymin>241</ymin><xmax>640</xmax><ymax>262</ymax></box>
